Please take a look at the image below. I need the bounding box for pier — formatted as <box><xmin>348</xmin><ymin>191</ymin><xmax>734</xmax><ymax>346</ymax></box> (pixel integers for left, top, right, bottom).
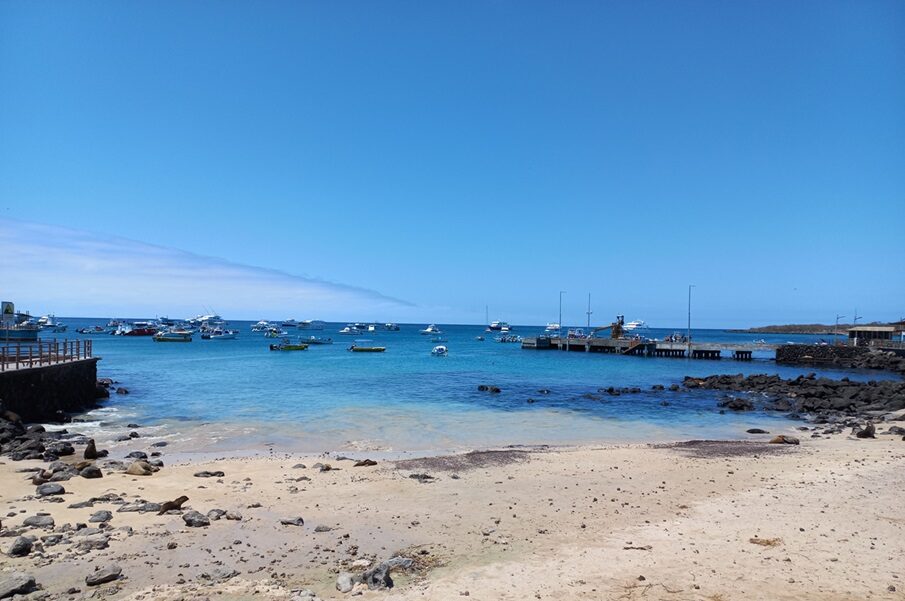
<box><xmin>522</xmin><ymin>336</ymin><xmax>773</xmax><ymax>361</ymax></box>
<box><xmin>0</xmin><ymin>340</ymin><xmax>101</xmax><ymax>422</ymax></box>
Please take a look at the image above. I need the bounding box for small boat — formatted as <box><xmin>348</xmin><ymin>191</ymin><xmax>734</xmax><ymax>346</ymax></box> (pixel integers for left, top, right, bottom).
<box><xmin>153</xmin><ymin>330</ymin><xmax>193</xmax><ymax>342</ymax></box>
<box><xmin>270</xmin><ymin>338</ymin><xmax>309</xmax><ymax>351</ymax></box>
<box><xmin>431</xmin><ymin>345</ymin><xmax>448</xmax><ymax>356</ymax></box>
<box><xmin>338</xmin><ymin>326</ymin><xmax>358</xmax><ymax>335</ymax></box>
<box><xmin>420</xmin><ymin>324</ymin><xmax>442</xmax><ymax>335</ymax></box>
<box><xmin>475</xmin><ymin>335</ymin><xmax>485</xmax><ymax>341</ymax></box>
<box><xmin>251</xmin><ymin>320</ymin><xmax>271</xmax><ymax>332</ymax></box>
<box><xmin>77</xmin><ymin>325</ymin><xmax>110</xmax><ymax>335</ymax></box>
<box><xmin>383</xmin><ymin>323</ymin><xmax>400</xmax><ymax>331</ymax></box>
<box><xmin>545</xmin><ymin>322</ymin><xmax>561</xmax><ymax>333</ymax></box>
<box><xmin>209</xmin><ymin>329</ymin><xmax>238</xmax><ymax>340</ymax></box>
<box><xmin>298</xmin><ymin>320</ymin><xmax>325</xmax><ymax>330</ymax></box>
<box><xmin>281</xmin><ymin>319</ymin><xmax>299</xmax><ymax>328</ymax></box>
<box><xmin>37</xmin><ymin>314</ymin><xmax>67</xmax><ymax>332</ymax></box>
<box><xmin>304</xmin><ymin>336</ymin><xmax>333</xmax><ymax>345</ymax></box>
<box><xmin>348</xmin><ymin>340</ymin><xmax>386</xmax><ymax>352</ymax></box>
<box><xmin>264</xmin><ymin>327</ymin><xmax>287</xmax><ymax>338</ymax></box>
<box><xmin>753</xmin><ymin>338</ymin><xmax>766</xmax><ymax>345</ymax></box>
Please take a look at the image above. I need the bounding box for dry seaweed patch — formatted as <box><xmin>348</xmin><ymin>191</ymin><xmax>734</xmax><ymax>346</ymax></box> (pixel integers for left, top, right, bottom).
<box><xmin>654</xmin><ymin>440</ymin><xmax>795</xmax><ymax>458</ymax></box>
<box><xmin>749</xmin><ymin>537</ymin><xmax>783</xmax><ymax>547</ymax></box>
<box><xmin>394</xmin><ymin>449</ymin><xmax>532</xmax><ymax>472</ymax></box>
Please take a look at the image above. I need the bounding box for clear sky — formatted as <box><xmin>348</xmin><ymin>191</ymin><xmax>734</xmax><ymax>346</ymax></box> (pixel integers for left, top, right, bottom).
<box><xmin>1</xmin><ymin>1</ymin><xmax>903</xmax><ymax>327</ymax></box>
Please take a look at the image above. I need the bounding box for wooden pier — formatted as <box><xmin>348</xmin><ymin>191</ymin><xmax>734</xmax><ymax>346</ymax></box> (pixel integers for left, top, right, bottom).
<box><xmin>522</xmin><ymin>337</ymin><xmax>772</xmax><ymax>361</ymax></box>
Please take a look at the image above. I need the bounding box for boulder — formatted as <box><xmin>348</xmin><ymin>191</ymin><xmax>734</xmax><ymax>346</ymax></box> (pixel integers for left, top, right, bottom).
<box><xmin>0</xmin><ymin>572</ymin><xmax>36</xmax><ymax>598</ymax></box>
<box><xmin>36</xmin><ymin>483</ymin><xmax>65</xmax><ymax>497</ymax></box>
<box><xmin>75</xmin><ymin>534</ymin><xmax>110</xmax><ymax>551</ymax></box>
<box><xmin>182</xmin><ymin>511</ymin><xmax>210</xmax><ymax>528</ymax></box>
<box><xmin>23</xmin><ymin>515</ymin><xmax>55</xmax><ymax>529</ymax></box>
<box><xmin>80</xmin><ymin>465</ymin><xmax>103</xmax><ymax>479</ymax></box>
<box><xmin>280</xmin><ymin>517</ymin><xmax>304</xmax><ymax>527</ymax></box>
<box><xmin>89</xmin><ymin>511</ymin><xmax>113</xmax><ymax>523</ymax></box>
<box><xmin>6</xmin><ymin>537</ymin><xmax>32</xmax><ymax>557</ymax></box>
<box><xmin>336</xmin><ymin>572</ymin><xmax>355</xmax><ymax>593</ymax></box>
<box><xmin>85</xmin><ymin>565</ymin><xmax>121</xmax><ymax>586</ymax></box>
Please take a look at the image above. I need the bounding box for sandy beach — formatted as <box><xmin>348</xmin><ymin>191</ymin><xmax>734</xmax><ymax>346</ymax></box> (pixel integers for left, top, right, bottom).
<box><xmin>2</xmin><ymin>430</ymin><xmax>903</xmax><ymax>601</ymax></box>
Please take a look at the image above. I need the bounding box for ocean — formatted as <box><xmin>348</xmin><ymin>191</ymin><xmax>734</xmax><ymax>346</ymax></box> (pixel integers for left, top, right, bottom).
<box><xmin>50</xmin><ymin>320</ymin><xmax>886</xmax><ymax>456</ymax></box>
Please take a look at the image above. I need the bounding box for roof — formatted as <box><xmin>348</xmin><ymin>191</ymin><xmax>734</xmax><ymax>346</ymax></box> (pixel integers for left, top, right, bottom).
<box><xmin>848</xmin><ymin>326</ymin><xmax>896</xmax><ymax>333</ymax></box>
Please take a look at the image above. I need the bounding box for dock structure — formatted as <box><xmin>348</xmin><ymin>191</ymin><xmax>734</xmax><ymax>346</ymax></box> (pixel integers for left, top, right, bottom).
<box><xmin>522</xmin><ymin>337</ymin><xmax>772</xmax><ymax>361</ymax></box>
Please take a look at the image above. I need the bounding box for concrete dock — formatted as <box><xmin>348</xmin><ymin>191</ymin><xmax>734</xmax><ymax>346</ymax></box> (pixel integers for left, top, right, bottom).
<box><xmin>521</xmin><ymin>336</ymin><xmax>775</xmax><ymax>361</ymax></box>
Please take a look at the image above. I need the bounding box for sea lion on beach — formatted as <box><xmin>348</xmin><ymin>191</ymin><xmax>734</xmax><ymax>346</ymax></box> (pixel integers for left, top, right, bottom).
<box><xmin>84</xmin><ymin>439</ymin><xmax>98</xmax><ymax>460</ymax></box>
<box><xmin>157</xmin><ymin>495</ymin><xmax>189</xmax><ymax>515</ymax></box>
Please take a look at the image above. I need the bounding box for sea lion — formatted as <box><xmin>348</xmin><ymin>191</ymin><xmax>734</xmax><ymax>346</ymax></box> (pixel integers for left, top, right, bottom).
<box><xmin>84</xmin><ymin>439</ymin><xmax>98</xmax><ymax>460</ymax></box>
<box><xmin>157</xmin><ymin>495</ymin><xmax>189</xmax><ymax>515</ymax></box>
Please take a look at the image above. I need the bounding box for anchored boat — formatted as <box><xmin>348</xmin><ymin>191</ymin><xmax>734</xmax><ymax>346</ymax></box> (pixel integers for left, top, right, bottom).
<box><xmin>348</xmin><ymin>340</ymin><xmax>386</xmax><ymax>352</ymax></box>
<box><xmin>153</xmin><ymin>330</ymin><xmax>193</xmax><ymax>342</ymax></box>
<box><xmin>270</xmin><ymin>338</ymin><xmax>309</xmax><ymax>351</ymax></box>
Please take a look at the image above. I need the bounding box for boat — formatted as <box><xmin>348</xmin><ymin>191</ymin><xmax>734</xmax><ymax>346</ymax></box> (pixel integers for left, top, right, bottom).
<box><xmin>251</xmin><ymin>320</ymin><xmax>271</xmax><ymax>332</ymax></box>
<box><xmin>623</xmin><ymin>320</ymin><xmax>647</xmax><ymax>332</ymax></box>
<box><xmin>270</xmin><ymin>338</ymin><xmax>309</xmax><ymax>351</ymax></box>
<box><xmin>156</xmin><ymin>316</ymin><xmax>176</xmax><ymax>327</ymax></box>
<box><xmin>298</xmin><ymin>320</ymin><xmax>325</xmax><ymax>330</ymax></box>
<box><xmin>304</xmin><ymin>336</ymin><xmax>333</xmax><ymax>345</ymax></box>
<box><xmin>0</xmin><ymin>318</ymin><xmax>40</xmax><ymax>342</ymax></box>
<box><xmin>209</xmin><ymin>329</ymin><xmax>238</xmax><ymax>340</ymax></box>
<box><xmin>420</xmin><ymin>324</ymin><xmax>442</xmax><ymax>335</ymax></box>
<box><xmin>37</xmin><ymin>315</ymin><xmax>67</xmax><ymax>332</ymax></box>
<box><xmin>348</xmin><ymin>340</ymin><xmax>386</xmax><ymax>352</ymax></box>
<box><xmin>494</xmin><ymin>334</ymin><xmax>522</xmax><ymax>343</ymax></box>
<box><xmin>475</xmin><ymin>335</ymin><xmax>485</xmax><ymax>341</ymax></box>
<box><xmin>281</xmin><ymin>319</ymin><xmax>299</xmax><ymax>328</ymax></box>
<box><xmin>264</xmin><ymin>327</ymin><xmax>287</xmax><ymax>338</ymax></box>
<box><xmin>338</xmin><ymin>326</ymin><xmax>358</xmax><ymax>335</ymax></box>
<box><xmin>545</xmin><ymin>322</ymin><xmax>561</xmax><ymax>333</ymax></box>
<box><xmin>153</xmin><ymin>330</ymin><xmax>193</xmax><ymax>342</ymax></box>
<box><xmin>431</xmin><ymin>345</ymin><xmax>448</xmax><ymax>356</ymax></box>
<box><xmin>383</xmin><ymin>323</ymin><xmax>400</xmax><ymax>331</ymax></box>
<box><xmin>116</xmin><ymin>322</ymin><xmax>158</xmax><ymax>336</ymax></box>
<box><xmin>487</xmin><ymin>320</ymin><xmax>509</xmax><ymax>332</ymax></box>
<box><xmin>77</xmin><ymin>325</ymin><xmax>110</xmax><ymax>335</ymax></box>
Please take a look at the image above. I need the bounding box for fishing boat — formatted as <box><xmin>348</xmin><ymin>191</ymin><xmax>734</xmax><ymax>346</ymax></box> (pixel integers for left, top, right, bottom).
<box><xmin>420</xmin><ymin>324</ymin><xmax>442</xmax><ymax>335</ymax></box>
<box><xmin>298</xmin><ymin>320</ymin><xmax>325</xmax><ymax>330</ymax></box>
<box><xmin>116</xmin><ymin>322</ymin><xmax>158</xmax><ymax>336</ymax></box>
<box><xmin>153</xmin><ymin>330</ymin><xmax>193</xmax><ymax>342</ymax></box>
<box><xmin>304</xmin><ymin>336</ymin><xmax>333</xmax><ymax>345</ymax></box>
<box><xmin>270</xmin><ymin>338</ymin><xmax>309</xmax><ymax>351</ymax></box>
<box><xmin>431</xmin><ymin>345</ymin><xmax>448</xmax><ymax>356</ymax></box>
<box><xmin>348</xmin><ymin>340</ymin><xmax>386</xmax><ymax>352</ymax></box>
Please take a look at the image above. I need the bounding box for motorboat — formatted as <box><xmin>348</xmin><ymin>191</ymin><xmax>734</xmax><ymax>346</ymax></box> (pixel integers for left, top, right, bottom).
<box><xmin>420</xmin><ymin>324</ymin><xmax>442</xmax><ymax>335</ymax></box>
<box><xmin>431</xmin><ymin>345</ymin><xmax>448</xmax><ymax>356</ymax></box>
<box><xmin>37</xmin><ymin>315</ymin><xmax>67</xmax><ymax>332</ymax></box>
<box><xmin>281</xmin><ymin>319</ymin><xmax>298</xmax><ymax>328</ymax></box>
<box><xmin>348</xmin><ymin>340</ymin><xmax>386</xmax><ymax>352</ymax></box>
<box><xmin>338</xmin><ymin>326</ymin><xmax>358</xmax><ymax>335</ymax></box>
<box><xmin>270</xmin><ymin>338</ymin><xmax>309</xmax><ymax>351</ymax></box>
<box><xmin>367</xmin><ymin>324</ymin><xmax>377</xmax><ymax>332</ymax></box>
<box><xmin>209</xmin><ymin>329</ymin><xmax>238</xmax><ymax>340</ymax></box>
<box><xmin>153</xmin><ymin>330</ymin><xmax>193</xmax><ymax>342</ymax></box>
<box><xmin>251</xmin><ymin>320</ymin><xmax>271</xmax><ymax>332</ymax></box>
<box><xmin>383</xmin><ymin>323</ymin><xmax>400</xmax><ymax>331</ymax></box>
<box><xmin>623</xmin><ymin>320</ymin><xmax>647</xmax><ymax>332</ymax></box>
<box><xmin>77</xmin><ymin>325</ymin><xmax>110</xmax><ymax>335</ymax></box>
<box><xmin>116</xmin><ymin>322</ymin><xmax>158</xmax><ymax>336</ymax></box>
<box><xmin>299</xmin><ymin>320</ymin><xmax>325</xmax><ymax>330</ymax></box>
<box><xmin>545</xmin><ymin>322</ymin><xmax>561</xmax><ymax>333</ymax></box>
<box><xmin>487</xmin><ymin>320</ymin><xmax>509</xmax><ymax>331</ymax></box>
<box><xmin>304</xmin><ymin>336</ymin><xmax>333</xmax><ymax>345</ymax></box>
<box><xmin>157</xmin><ymin>316</ymin><xmax>176</xmax><ymax>327</ymax></box>
<box><xmin>264</xmin><ymin>327</ymin><xmax>287</xmax><ymax>338</ymax></box>
<box><xmin>500</xmin><ymin>325</ymin><xmax>511</xmax><ymax>333</ymax></box>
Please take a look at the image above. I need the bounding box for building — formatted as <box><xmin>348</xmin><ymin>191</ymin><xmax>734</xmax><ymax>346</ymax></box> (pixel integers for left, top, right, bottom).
<box><xmin>848</xmin><ymin>325</ymin><xmax>896</xmax><ymax>347</ymax></box>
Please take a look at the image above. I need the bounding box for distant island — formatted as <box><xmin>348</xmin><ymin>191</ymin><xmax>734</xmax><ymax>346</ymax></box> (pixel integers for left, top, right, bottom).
<box><xmin>728</xmin><ymin>321</ymin><xmax>902</xmax><ymax>335</ymax></box>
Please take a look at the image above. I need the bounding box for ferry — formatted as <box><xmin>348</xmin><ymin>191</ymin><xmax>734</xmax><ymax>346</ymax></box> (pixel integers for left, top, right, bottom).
<box><xmin>116</xmin><ymin>322</ymin><xmax>158</xmax><ymax>336</ymax></box>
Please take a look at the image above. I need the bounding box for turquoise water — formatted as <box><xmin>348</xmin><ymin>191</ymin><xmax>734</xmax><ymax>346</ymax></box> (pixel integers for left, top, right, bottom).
<box><xmin>51</xmin><ymin>320</ymin><xmax>887</xmax><ymax>454</ymax></box>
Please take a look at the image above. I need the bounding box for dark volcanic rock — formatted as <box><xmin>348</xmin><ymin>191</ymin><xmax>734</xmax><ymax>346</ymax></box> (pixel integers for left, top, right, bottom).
<box><xmin>182</xmin><ymin>511</ymin><xmax>210</xmax><ymax>527</ymax></box>
<box><xmin>0</xmin><ymin>572</ymin><xmax>37</xmax><ymax>598</ymax></box>
<box><xmin>80</xmin><ymin>465</ymin><xmax>103</xmax><ymax>479</ymax></box>
<box><xmin>85</xmin><ymin>565</ymin><xmax>121</xmax><ymax>586</ymax></box>
<box><xmin>36</xmin><ymin>483</ymin><xmax>65</xmax><ymax>497</ymax></box>
<box><xmin>7</xmin><ymin>536</ymin><xmax>33</xmax><ymax>557</ymax></box>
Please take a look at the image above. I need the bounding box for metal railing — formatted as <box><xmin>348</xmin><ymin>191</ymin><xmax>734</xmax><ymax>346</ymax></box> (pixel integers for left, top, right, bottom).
<box><xmin>0</xmin><ymin>339</ymin><xmax>94</xmax><ymax>372</ymax></box>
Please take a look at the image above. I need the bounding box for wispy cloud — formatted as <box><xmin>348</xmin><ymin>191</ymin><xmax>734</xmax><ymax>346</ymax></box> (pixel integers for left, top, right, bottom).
<box><xmin>0</xmin><ymin>218</ymin><xmax>413</xmax><ymax>319</ymax></box>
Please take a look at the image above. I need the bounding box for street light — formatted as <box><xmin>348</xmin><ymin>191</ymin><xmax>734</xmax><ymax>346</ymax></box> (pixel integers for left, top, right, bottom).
<box><xmin>834</xmin><ymin>314</ymin><xmax>845</xmax><ymax>345</ymax></box>
<box><xmin>559</xmin><ymin>291</ymin><xmax>566</xmax><ymax>336</ymax></box>
<box><xmin>687</xmin><ymin>284</ymin><xmax>695</xmax><ymax>355</ymax></box>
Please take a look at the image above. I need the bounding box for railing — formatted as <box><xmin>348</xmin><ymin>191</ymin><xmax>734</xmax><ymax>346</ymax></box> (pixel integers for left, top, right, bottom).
<box><xmin>870</xmin><ymin>339</ymin><xmax>905</xmax><ymax>350</ymax></box>
<box><xmin>0</xmin><ymin>339</ymin><xmax>93</xmax><ymax>372</ymax></box>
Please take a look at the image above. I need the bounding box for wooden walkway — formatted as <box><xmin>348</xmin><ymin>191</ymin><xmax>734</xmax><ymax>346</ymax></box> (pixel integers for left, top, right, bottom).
<box><xmin>1</xmin><ymin>339</ymin><xmax>94</xmax><ymax>372</ymax></box>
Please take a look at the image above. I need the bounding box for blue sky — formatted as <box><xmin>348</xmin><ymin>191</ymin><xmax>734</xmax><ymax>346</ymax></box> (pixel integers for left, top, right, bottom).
<box><xmin>1</xmin><ymin>1</ymin><xmax>903</xmax><ymax>327</ymax></box>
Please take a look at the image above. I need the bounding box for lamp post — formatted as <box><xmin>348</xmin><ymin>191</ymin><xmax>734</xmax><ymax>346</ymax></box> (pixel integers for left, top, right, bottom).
<box><xmin>834</xmin><ymin>314</ymin><xmax>845</xmax><ymax>346</ymax></box>
<box><xmin>559</xmin><ymin>291</ymin><xmax>566</xmax><ymax>336</ymax></box>
<box><xmin>586</xmin><ymin>293</ymin><xmax>592</xmax><ymax>330</ymax></box>
<box><xmin>687</xmin><ymin>284</ymin><xmax>695</xmax><ymax>356</ymax></box>
<box><xmin>852</xmin><ymin>309</ymin><xmax>861</xmax><ymax>347</ymax></box>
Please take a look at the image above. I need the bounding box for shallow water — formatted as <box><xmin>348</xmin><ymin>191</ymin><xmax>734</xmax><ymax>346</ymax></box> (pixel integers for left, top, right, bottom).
<box><xmin>50</xmin><ymin>320</ymin><xmax>890</xmax><ymax>454</ymax></box>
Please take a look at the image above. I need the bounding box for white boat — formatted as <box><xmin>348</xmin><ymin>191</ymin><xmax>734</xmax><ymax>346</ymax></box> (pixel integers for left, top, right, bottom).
<box><xmin>264</xmin><ymin>327</ymin><xmax>287</xmax><ymax>338</ymax></box>
<box><xmin>487</xmin><ymin>320</ymin><xmax>508</xmax><ymax>331</ymax></box>
<box><xmin>339</xmin><ymin>326</ymin><xmax>358</xmax><ymax>335</ymax></box>
<box><xmin>431</xmin><ymin>345</ymin><xmax>448</xmax><ymax>356</ymax></box>
<box><xmin>383</xmin><ymin>323</ymin><xmax>400</xmax><ymax>331</ymax></box>
<box><xmin>623</xmin><ymin>320</ymin><xmax>647</xmax><ymax>331</ymax></box>
<box><xmin>251</xmin><ymin>320</ymin><xmax>271</xmax><ymax>332</ymax></box>
<box><xmin>281</xmin><ymin>319</ymin><xmax>298</xmax><ymax>328</ymax></box>
<box><xmin>209</xmin><ymin>329</ymin><xmax>238</xmax><ymax>340</ymax></box>
<box><xmin>545</xmin><ymin>322</ymin><xmax>560</xmax><ymax>333</ymax></box>
<box><xmin>420</xmin><ymin>324</ymin><xmax>442</xmax><ymax>335</ymax></box>
<box><xmin>299</xmin><ymin>320</ymin><xmax>325</xmax><ymax>330</ymax></box>
<box><xmin>153</xmin><ymin>329</ymin><xmax>193</xmax><ymax>343</ymax></box>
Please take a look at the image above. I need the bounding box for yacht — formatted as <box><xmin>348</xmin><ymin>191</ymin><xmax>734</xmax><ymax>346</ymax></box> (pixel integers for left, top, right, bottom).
<box><xmin>420</xmin><ymin>324</ymin><xmax>442</xmax><ymax>335</ymax></box>
<box><xmin>281</xmin><ymin>319</ymin><xmax>299</xmax><ymax>328</ymax></box>
<box><xmin>545</xmin><ymin>322</ymin><xmax>561</xmax><ymax>333</ymax></box>
<box><xmin>623</xmin><ymin>320</ymin><xmax>647</xmax><ymax>332</ymax></box>
<box><xmin>487</xmin><ymin>320</ymin><xmax>509</xmax><ymax>331</ymax></box>
<box><xmin>299</xmin><ymin>320</ymin><xmax>325</xmax><ymax>330</ymax></box>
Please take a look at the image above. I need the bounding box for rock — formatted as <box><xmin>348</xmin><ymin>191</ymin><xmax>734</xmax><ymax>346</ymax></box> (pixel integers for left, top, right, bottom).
<box><xmin>855</xmin><ymin>423</ymin><xmax>876</xmax><ymax>439</ymax></box>
<box><xmin>0</xmin><ymin>572</ymin><xmax>37</xmax><ymax>598</ymax></box>
<box><xmin>314</xmin><ymin>525</ymin><xmax>333</xmax><ymax>532</ymax></box>
<box><xmin>151</xmin><ymin>441</ymin><xmax>168</xmax><ymax>447</ymax></box>
<box><xmin>206</xmin><ymin>509</ymin><xmax>226</xmax><ymax>521</ymax></box>
<box><xmin>280</xmin><ymin>517</ymin><xmax>304</xmax><ymax>527</ymax></box>
<box><xmin>85</xmin><ymin>565</ymin><xmax>121</xmax><ymax>586</ymax></box>
<box><xmin>746</xmin><ymin>428</ymin><xmax>769</xmax><ymax>434</ymax></box>
<box><xmin>89</xmin><ymin>511</ymin><xmax>113</xmax><ymax>523</ymax></box>
<box><xmin>125</xmin><ymin>461</ymin><xmax>155</xmax><ymax>476</ymax></box>
<box><xmin>36</xmin><ymin>483</ymin><xmax>65</xmax><ymax>497</ymax></box>
<box><xmin>336</xmin><ymin>572</ymin><xmax>355</xmax><ymax>593</ymax></box>
<box><xmin>115</xmin><ymin>387</ymin><xmax>129</xmax><ymax>395</ymax></box>
<box><xmin>80</xmin><ymin>465</ymin><xmax>103</xmax><ymax>479</ymax></box>
<box><xmin>409</xmin><ymin>473</ymin><xmax>434</xmax><ymax>483</ymax></box>
<box><xmin>118</xmin><ymin>501</ymin><xmax>161</xmax><ymax>513</ymax></box>
<box><xmin>193</xmin><ymin>470</ymin><xmax>224</xmax><ymax>478</ymax></box>
<box><xmin>23</xmin><ymin>515</ymin><xmax>55</xmax><ymax>529</ymax></box>
<box><xmin>353</xmin><ymin>459</ymin><xmax>377</xmax><ymax>467</ymax></box>
<box><xmin>201</xmin><ymin>567</ymin><xmax>239</xmax><ymax>583</ymax></box>
<box><xmin>125</xmin><ymin>451</ymin><xmax>148</xmax><ymax>460</ymax></box>
<box><xmin>292</xmin><ymin>463</ymin><xmax>306</xmax><ymax>469</ymax></box>
<box><xmin>7</xmin><ymin>537</ymin><xmax>32</xmax><ymax>557</ymax></box>
<box><xmin>362</xmin><ymin>556</ymin><xmax>414</xmax><ymax>590</ymax></box>
<box><xmin>224</xmin><ymin>511</ymin><xmax>242</xmax><ymax>521</ymax></box>
<box><xmin>182</xmin><ymin>511</ymin><xmax>210</xmax><ymax>527</ymax></box>
<box><xmin>75</xmin><ymin>534</ymin><xmax>110</xmax><ymax>551</ymax></box>
<box><xmin>769</xmin><ymin>435</ymin><xmax>800</xmax><ymax>445</ymax></box>
<box><xmin>718</xmin><ymin>396</ymin><xmax>755</xmax><ymax>411</ymax></box>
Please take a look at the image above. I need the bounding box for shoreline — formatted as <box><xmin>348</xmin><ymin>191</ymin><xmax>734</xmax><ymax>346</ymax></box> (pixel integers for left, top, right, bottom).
<box><xmin>2</xmin><ymin>435</ymin><xmax>903</xmax><ymax>600</ymax></box>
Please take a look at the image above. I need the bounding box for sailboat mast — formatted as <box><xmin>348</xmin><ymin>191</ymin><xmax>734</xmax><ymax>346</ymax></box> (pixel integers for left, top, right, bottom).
<box><xmin>586</xmin><ymin>293</ymin><xmax>592</xmax><ymax>329</ymax></box>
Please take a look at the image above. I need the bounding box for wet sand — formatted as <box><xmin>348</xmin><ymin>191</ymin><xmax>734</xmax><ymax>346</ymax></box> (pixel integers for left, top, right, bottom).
<box><xmin>1</xmin><ymin>432</ymin><xmax>903</xmax><ymax>600</ymax></box>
